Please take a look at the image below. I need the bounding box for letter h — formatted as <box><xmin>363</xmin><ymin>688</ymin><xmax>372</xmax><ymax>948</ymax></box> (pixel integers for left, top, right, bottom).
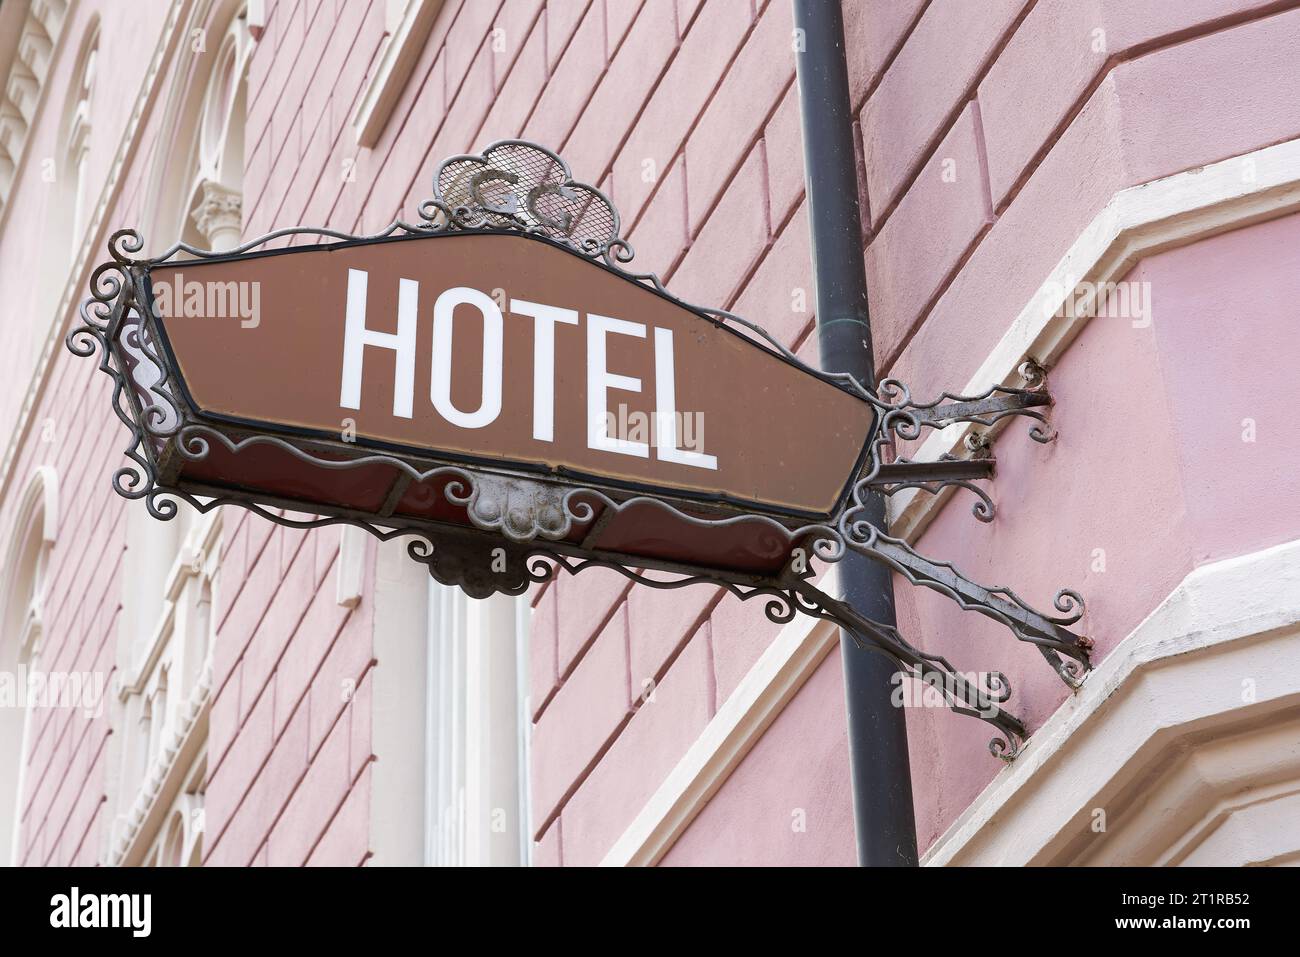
<box><xmin>339</xmin><ymin>268</ymin><xmax>417</xmax><ymax>418</ymax></box>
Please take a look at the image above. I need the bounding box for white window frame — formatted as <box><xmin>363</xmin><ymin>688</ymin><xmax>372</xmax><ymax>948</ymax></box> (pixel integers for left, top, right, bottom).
<box><xmin>0</xmin><ymin>465</ymin><xmax>59</xmax><ymax>866</ymax></box>
<box><xmin>424</xmin><ymin>580</ymin><xmax>531</xmax><ymax>866</ymax></box>
<box><xmin>367</xmin><ymin>538</ymin><xmax>531</xmax><ymax>866</ymax></box>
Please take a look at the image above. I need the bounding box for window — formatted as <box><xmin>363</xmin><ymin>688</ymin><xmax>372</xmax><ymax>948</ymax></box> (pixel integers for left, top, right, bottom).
<box><xmin>0</xmin><ymin>466</ymin><xmax>58</xmax><ymax>865</ymax></box>
<box><xmin>368</xmin><ymin>541</ymin><xmax>531</xmax><ymax>866</ymax></box>
<box><xmin>28</xmin><ymin>18</ymin><xmax>96</xmax><ymax>373</ymax></box>
<box><xmin>144</xmin><ymin>3</ymin><xmax>251</xmax><ymax>257</ymax></box>
<box><xmin>65</xmin><ymin>37</ymin><xmax>95</xmax><ymax>249</ymax></box>
<box><xmin>141</xmin><ymin>753</ymin><xmax>206</xmax><ymax>867</ymax></box>
<box><xmin>183</xmin><ymin>11</ymin><xmax>249</xmax><ymax>252</ymax></box>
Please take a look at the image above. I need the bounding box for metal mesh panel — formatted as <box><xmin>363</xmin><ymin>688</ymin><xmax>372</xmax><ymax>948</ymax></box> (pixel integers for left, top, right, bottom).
<box><xmin>435</xmin><ymin>143</ymin><xmax>616</xmax><ymax>249</ymax></box>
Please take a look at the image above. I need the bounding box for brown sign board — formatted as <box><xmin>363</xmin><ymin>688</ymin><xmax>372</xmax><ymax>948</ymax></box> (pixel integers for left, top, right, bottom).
<box><xmin>70</xmin><ymin>139</ymin><xmax>1081</xmax><ymax>754</ymax></box>
<box><xmin>139</xmin><ymin>231</ymin><xmax>876</xmax><ymax>539</ymax></box>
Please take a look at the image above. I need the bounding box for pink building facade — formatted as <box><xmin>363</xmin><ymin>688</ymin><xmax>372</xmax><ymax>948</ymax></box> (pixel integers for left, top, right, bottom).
<box><xmin>1</xmin><ymin>0</ymin><xmax>1298</xmax><ymax>867</ymax></box>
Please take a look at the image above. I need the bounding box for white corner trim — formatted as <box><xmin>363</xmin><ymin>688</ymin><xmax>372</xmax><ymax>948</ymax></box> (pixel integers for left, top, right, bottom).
<box><xmin>335</xmin><ymin>524</ymin><xmax>367</xmax><ymax>607</ymax></box>
<box><xmin>889</xmin><ymin>136</ymin><xmax>1300</xmax><ymax>543</ymax></box>
<box><xmin>350</xmin><ymin>0</ymin><xmax>444</xmax><ymax>149</ymax></box>
<box><xmin>369</xmin><ymin>537</ymin><xmax>430</xmax><ymax>866</ymax></box>
<box><xmin>601</xmin><ymin>570</ymin><xmax>841</xmax><ymax>867</ymax></box>
<box><xmin>923</xmin><ymin>537</ymin><xmax>1300</xmax><ymax>866</ymax></box>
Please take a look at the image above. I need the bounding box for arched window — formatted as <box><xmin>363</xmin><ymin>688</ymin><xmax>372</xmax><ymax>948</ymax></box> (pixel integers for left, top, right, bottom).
<box><xmin>108</xmin><ymin>1</ymin><xmax>249</xmax><ymax>867</ymax></box>
<box><xmin>0</xmin><ymin>465</ymin><xmax>58</xmax><ymax>865</ymax></box>
<box><xmin>28</xmin><ymin>18</ymin><xmax>97</xmax><ymax>375</ymax></box>
<box><xmin>123</xmin><ymin>1</ymin><xmax>251</xmax><ymax>657</ymax></box>
<box><xmin>145</xmin><ymin>3</ymin><xmax>251</xmax><ymax>256</ymax></box>
<box><xmin>185</xmin><ymin>17</ymin><xmax>248</xmax><ymax>251</ymax></box>
<box><xmin>65</xmin><ymin>35</ymin><xmax>96</xmax><ymax>249</ymax></box>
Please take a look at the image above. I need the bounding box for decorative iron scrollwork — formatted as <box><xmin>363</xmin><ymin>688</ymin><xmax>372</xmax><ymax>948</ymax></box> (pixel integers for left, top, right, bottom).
<box><xmin>67</xmin><ymin>140</ymin><xmax>1091</xmax><ymax>762</ymax></box>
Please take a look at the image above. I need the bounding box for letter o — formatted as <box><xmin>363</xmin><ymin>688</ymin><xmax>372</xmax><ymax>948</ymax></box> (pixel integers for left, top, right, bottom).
<box><xmin>431</xmin><ymin>286</ymin><xmax>503</xmax><ymax>429</ymax></box>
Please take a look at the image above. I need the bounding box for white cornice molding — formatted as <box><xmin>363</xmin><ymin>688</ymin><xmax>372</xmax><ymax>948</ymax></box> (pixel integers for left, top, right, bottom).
<box><xmin>923</xmin><ymin>536</ymin><xmax>1300</xmax><ymax>866</ymax></box>
<box><xmin>888</xmin><ymin>136</ymin><xmax>1300</xmax><ymax>543</ymax></box>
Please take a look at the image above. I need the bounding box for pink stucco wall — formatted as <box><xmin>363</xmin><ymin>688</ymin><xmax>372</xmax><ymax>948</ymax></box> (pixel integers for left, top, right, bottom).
<box><xmin>5</xmin><ymin>0</ymin><xmax>1299</xmax><ymax>866</ymax></box>
<box><xmin>530</xmin><ymin>0</ymin><xmax>1300</xmax><ymax>863</ymax></box>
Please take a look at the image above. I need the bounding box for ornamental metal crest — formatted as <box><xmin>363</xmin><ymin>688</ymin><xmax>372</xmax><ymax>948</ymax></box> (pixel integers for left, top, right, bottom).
<box><xmin>67</xmin><ymin>140</ymin><xmax>1091</xmax><ymax>759</ymax></box>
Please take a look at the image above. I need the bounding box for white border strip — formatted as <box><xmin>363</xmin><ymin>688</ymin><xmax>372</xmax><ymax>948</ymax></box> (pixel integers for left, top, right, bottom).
<box><xmin>889</xmin><ymin>136</ymin><xmax>1300</xmax><ymax>542</ymax></box>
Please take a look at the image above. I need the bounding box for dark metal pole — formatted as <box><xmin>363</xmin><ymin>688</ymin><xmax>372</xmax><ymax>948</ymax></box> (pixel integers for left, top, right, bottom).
<box><xmin>792</xmin><ymin>0</ymin><xmax>918</xmax><ymax>867</ymax></box>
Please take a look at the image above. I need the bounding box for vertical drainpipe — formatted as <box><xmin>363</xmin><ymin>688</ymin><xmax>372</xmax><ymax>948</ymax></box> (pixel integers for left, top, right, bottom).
<box><xmin>792</xmin><ymin>0</ymin><xmax>919</xmax><ymax>867</ymax></box>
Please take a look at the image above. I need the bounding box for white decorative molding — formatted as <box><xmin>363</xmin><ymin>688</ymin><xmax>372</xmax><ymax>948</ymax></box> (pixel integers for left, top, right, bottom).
<box><xmin>601</xmin><ymin>570</ymin><xmax>842</xmax><ymax>867</ymax></box>
<box><xmin>889</xmin><ymin>136</ymin><xmax>1300</xmax><ymax>543</ymax></box>
<box><xmin>924</xmin><ymin>536</ymin><xmax>1300</xmax><ymax>866</ymax></box>
<box><xmin>604</xmin><ymin>538</ymin><xmax>1300</xmax><ymax>867</ymax></box>
<box><xmin>350</xmin><ymin>0</ymin><xmax>444</xmax><ymax>148</ymax></box>
<box><xmin>0</xmin><ymin>0</ymin><xmax>70</xmax><ymax>214</ymax></box>
<box><xmin>111</xmin><ymin>665</ymin><xmax>211</xmax><ymax>866</ymax></box>
<box><xmin>189</xmin><ymin>178</ymin><xmax>242</xmax><ymax>248</ymax></box>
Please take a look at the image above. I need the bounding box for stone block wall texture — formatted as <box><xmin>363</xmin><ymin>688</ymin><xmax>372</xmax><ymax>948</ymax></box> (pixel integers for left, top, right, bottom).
<box><xmin>6</xmin><ymin>0</ymin><xmax>1300</xmax><ymax>866</ymax></box>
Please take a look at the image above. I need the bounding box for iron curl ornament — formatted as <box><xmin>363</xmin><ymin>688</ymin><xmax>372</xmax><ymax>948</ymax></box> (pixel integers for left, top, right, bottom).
<box><xmin>67</xmin><ymin>140</ymin><xmax>1092</xmax><ymax>760</ymax></box>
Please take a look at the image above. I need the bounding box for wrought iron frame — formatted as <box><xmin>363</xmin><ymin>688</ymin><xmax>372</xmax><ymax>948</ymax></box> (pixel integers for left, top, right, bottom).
<box><xmin>67</xmin><ymin>140</ymin><xmax>1092</xmax><ymax>760</ymax></box>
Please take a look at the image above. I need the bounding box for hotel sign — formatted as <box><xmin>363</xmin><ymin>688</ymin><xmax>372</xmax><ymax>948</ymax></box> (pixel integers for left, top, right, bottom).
<box><xmin>72</xmin><ymin>141</ymin><xmax>885</xmax><ymax>592</ymax></box>
<box><xmin>70</xmin><ymin>141</ymin><xmax>1090</xmax><ymax>757</ymax></box>
<box><xmin>143</xmin><ymin>230</ymin><xmax>875</xmax><ymax>520</ymax></box>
